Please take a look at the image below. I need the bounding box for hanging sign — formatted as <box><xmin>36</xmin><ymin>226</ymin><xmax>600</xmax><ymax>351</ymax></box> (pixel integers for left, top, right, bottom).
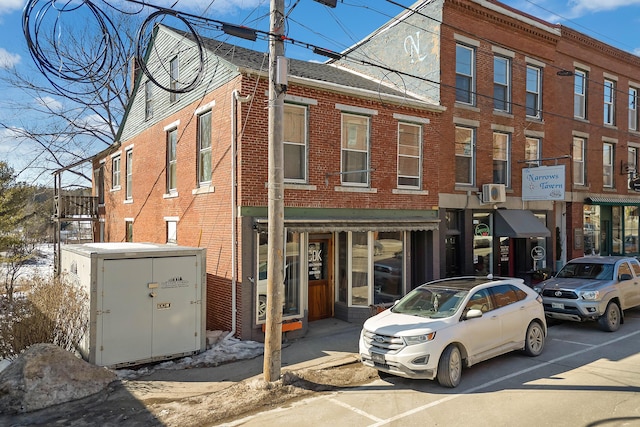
<box><xmin>522</xmin><ymin>165</ymin><xmax>565</xmax><ymax>201</ymax></box>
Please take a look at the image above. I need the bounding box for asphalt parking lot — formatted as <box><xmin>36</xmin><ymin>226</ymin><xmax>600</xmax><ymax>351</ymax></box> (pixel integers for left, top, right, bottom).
<box><xmin>225</xmin><ymin>308</ymin><xmax>640</xmax><ymax>427</ymax></box>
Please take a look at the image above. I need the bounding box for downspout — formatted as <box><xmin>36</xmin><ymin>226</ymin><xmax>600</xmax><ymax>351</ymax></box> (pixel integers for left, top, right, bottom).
<box><xmin>230</xmin><ymin>89</ymin><xmax>252</xmax><ymax>338</ymax></box>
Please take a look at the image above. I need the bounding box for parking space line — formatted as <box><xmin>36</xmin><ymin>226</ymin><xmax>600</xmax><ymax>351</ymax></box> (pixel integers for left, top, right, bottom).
<box><xmin>551</xmin><ymin>338</ymin><xmax>595</xmax><ymax>347</ymax></box>
<box><xmin>329</xmin><ymin>398</ymin><xmax>385</xmax><ymax>422</ymax></box>
<box><xmin>367</xmin><ymin>329</ymin><xmax>640</xmax><ymax>426</ymax></box>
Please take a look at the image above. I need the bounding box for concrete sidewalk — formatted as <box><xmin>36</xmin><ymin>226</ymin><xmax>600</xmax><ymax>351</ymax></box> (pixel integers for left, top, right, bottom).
<box><xmin>124</xmin><ymin>318</ymin><xmax>363</xmax><ymax>400</ymax></box>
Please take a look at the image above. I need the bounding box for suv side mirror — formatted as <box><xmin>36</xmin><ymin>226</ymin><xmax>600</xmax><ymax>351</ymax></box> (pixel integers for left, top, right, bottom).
<box><xmin>619</xmin><ymin>273</ymin><xmax>633</xmax><ymax>281</ymax></box>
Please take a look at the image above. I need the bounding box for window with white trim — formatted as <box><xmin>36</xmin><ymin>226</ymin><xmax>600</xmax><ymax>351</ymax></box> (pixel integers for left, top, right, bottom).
<box><xmin>629</xmin><ymin>87</ymin><xmax>638</xmax><ymax>131</ymax></box>
<box><xmin>573</xmin><ymin>137</ymin><xmax>586</xmax><ymax>185</ymax></box>
<box><xmin>397</xmin><ymin>122</ymin><xmax>422</xmax><ymax>188</ymax></box>
<box><xmin>198</xmin><ymin>110</ymin><xmax>212</xmax><ymax>185</ymax></box>
<box><xmin>525</xmin><ymin>137</ymin><xmax>541</xmax><ymax>167</ymax></box>
<box><xmin>493</xmin><ymin>56</ymin><xmax>510</xmax><ymax>112</ymax></box>
<box><xmin>604</xmin><ymin>79</ymin><xmax>616</xmax><ymax>125</ymax></box>
<box><xmin>167</xmin><ymin>220</ymin><xmax>177</xmax><ymax>244</ymax></box>
<box><xmin>526</xmin><ymin>65</ymin><xmax>542</xmax><ymax>119</ymax></box>
<box><xmin>125</xmin><ymin>149</ymin><xmax>133</xmax><ymax>200</ymax></box>
<box><xmin>284</xmin><ymin>104</ymin><xmax>307</xmax><ymax>182</ymax></box>
<box><xmin>628</xmin><ymin>147</ymin><xmax>638</xmax><ymax>189</ymax></box>
<box><xmin>341</xmin><ymin>113</ymin><xmax>370</xmax><ymax>186</ymax></box>
<box><xmin>112</xmin><ymin>155</ymin><xmax>121</xmax><ymax>189</ymax></box>
<box><xmin>492</xmin><ymin>132</ymin><xmax>510</xmax><ymax>187</ymax></box>
<box><xmin>167</xmin><ymin>128</ymin><xmax>177</xmax><ymax>193</ymax></box>
<box><xmin>455</xmin><ymin>126</ymin><xmax>475</xmax><ymax>185</ymax></box>
<box><xmin>169</xmin><ymin>56</ymin><xmax>179</xmax><ymax>103</ymax></box>
<box><xmin>144</xmin><ymin>80</ymin><xmax>153</xmax><ymax>120</ymax></box>
<box><xmin>574</xmin><ymin>70</ymin><xmax>587</xmax><ymax>119</ymax></box>
<box><xmin>456</xmin><ymin>44</ymin><xmax>475</xmax><ymax>105</ymax></box>
<box><xmin>603</xmin><ymin>142</ymin><xmax>614</xmax><ymax>188</ymax></box>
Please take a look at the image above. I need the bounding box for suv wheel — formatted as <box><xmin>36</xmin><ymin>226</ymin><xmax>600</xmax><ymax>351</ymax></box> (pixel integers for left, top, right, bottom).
<box><xmin>523</xmin><ymin>321</ymin><xmax>545</xmax><ymax>356</ymax></box>
<box><xmin>437</xmin><ymin>345</ymin><xmax>462</xmax><ymax>388</ymax></box>
<box><xmin>598</xmin><ymin>301</ymin><xmax>621</xmax><ymax>332</ymax></box>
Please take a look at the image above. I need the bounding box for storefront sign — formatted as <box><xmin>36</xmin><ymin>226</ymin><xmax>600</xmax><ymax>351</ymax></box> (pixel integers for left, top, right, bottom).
<box><xmin>522</xmin><ymin>165</ymin><xmax>565</xmax><ymax>201</ymax></box>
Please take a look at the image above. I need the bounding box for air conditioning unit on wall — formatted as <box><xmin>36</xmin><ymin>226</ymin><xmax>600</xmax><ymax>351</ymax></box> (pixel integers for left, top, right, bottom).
<box><xmin>482</xmin><ymin>184</ymin><xmax>506</xmax><ymax>203</ymax></box>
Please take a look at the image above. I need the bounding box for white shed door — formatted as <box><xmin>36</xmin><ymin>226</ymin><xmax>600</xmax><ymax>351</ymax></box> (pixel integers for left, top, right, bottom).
<box><xmin>100</xmin><ymin>258</ymin><xmax>153</xmax><ymax>366</ymax></box>
<box><xmin>151</xmin><ymin>255</ymin><xmax>200</xmax><ymax>357</ymax></box>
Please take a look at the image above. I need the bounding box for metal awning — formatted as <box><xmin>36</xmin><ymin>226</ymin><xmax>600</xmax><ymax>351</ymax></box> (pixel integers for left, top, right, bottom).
<box><xmin>585</xmin><ymin>196</ymin><xmax>640</xmax><ymax>206</ymax></box>
<box><xmin>254</xmin><ymin>218</ymin><xmax>439</xmax><ymax>233</ymax></box>
<box><xmin>494</xmin><ymin>210</ymin><xmax>550</xmax><ymax>238</ymax></box>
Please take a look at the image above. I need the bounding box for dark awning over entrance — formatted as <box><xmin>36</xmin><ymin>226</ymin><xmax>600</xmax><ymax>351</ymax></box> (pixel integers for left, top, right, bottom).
<box><xmin>494</xmin><ymin>210</ymin><xmax>550</xmax><ymax>238</ymax></box>
<box><xmin>585</xmin><ymin>196</ymin><xmax>640</xmax><ymax>206</ymax></box>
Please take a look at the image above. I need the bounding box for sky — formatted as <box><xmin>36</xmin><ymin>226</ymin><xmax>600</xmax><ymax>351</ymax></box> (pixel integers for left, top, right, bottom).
<box><xmin>2</xmin><ymin>0</ymin><xmax>640</xmax><ymax>185</ymax></box>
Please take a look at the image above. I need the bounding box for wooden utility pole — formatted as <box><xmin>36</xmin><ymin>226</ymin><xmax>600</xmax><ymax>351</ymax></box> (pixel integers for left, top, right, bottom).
<box><xmin>263</xmin><ymin>0</ymin><xmax>285</xmax><ymax>382</ymax></box>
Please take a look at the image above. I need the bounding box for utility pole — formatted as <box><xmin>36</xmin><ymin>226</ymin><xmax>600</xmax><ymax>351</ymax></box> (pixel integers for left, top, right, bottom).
<box><xmin>264</xmin><ymin>0</ymin><xmax>285</xmax><ymax>382</ymax></box>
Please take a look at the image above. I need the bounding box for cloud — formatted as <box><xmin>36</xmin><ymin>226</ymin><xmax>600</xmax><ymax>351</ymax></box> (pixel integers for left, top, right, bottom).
<box><xmin>0</xmin><ymin>48</ymin><xmax>21</xmax><ymax>69</ymax></box>
<box><xmin>35</xmin><ymin>96</ymin><xmax>63</xmax><ymax>111</ymax></box>
<box><xmin>567</xmin><ymin>0</ymin><xmax>640</xmax><ymax>17</ymax></box>
<box><xmin>0</xmin><ymin>0</ymin><xmax>23</xmax><ymax>15</ymax></box>
<box><xmin>153</xmin><ymin>0</ymin><xmax>265</xmax><ymax>15</ymax></box>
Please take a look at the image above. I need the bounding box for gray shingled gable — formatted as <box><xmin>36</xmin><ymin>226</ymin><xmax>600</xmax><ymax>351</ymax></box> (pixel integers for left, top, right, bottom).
<box><xmin>164</xmin><ymin>25</ymin><xmax>416</xmax><ymax>99</ymax></box>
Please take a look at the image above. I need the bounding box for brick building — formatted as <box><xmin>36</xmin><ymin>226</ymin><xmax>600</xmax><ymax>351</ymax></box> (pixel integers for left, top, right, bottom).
<box><xmin>93</xmin><ymin>0</ymin><xmax>640</xmax><ymax>338</ymax></box>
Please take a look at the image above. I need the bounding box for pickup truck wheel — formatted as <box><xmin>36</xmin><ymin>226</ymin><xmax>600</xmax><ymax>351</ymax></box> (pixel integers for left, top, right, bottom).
<box><xmin>598</xmin><ymin>301</ymin><xmax>621</xmax><ymax>332</ymax></box>
<box><xmin>436</xmin><ymin>345</ymin><xmax>462</xmax><ymax>388</ymax></box>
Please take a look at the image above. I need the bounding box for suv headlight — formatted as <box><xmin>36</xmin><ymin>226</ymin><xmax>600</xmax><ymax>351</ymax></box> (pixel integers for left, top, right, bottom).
<box><xmin>403</xmin><ymin>332</ymin><xmax>436</xmax><ymax>345</ymax></box>
<box><xmin>579</xmin><ymin>290</ymin><xmax>600</xmax><ymax>301</ymax></box>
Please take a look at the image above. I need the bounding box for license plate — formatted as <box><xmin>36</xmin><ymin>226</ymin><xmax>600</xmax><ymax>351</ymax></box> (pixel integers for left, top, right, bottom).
<box><xmin>551</xmin><ymin>302</ymin><xmax>564</xmax><ymax>310</ymax></box>
<box><xmin>371</xmin><ymin>352</ymin><xmax>385</xmax><ymax>364</ymax></box>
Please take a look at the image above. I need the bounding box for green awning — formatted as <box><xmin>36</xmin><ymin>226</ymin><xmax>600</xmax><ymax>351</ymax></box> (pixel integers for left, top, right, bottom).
<box><xmin>585</xmin><ymin>196</ymin><xmax>640</xmax><ymax>206</ymax></box>
<box><xmin>494</xmin><ymin>210</ymin><xmax>550</xmax><ymax>238</ymax></box>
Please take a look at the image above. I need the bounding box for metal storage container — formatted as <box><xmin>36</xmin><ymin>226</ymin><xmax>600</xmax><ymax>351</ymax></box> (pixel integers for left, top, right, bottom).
<box><xmin>60</xmin><ymin>242</ymin><xmax>206</xmax><ymax>368</ymax></box>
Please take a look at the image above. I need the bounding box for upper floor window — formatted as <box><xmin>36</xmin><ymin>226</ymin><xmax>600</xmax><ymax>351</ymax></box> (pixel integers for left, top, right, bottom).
<box><xmin>525</xmin><ymin>137</ymin><xmax>541</xmax><ymax>167</ymax></box>
<box><xmin>493</xmin><ymin>56</ymin><xmax>510</xmax><ymax>112</ymax></box>
<box><xmin>125</xmin><ymin>220</ymin><xmax>133</xmax><ymax>242</ymax></box>
<box><xmin>166</xmin><ymin>220</ymin><xmax>177</xmax><ymax>244</ymax></box>
<box><xmin>144</xmin><ymin>81</ymin><xmax>153</xmax><ymax>120</ymax></box>
<box><xmin>94</xmin><ymin>165</ymin><xmax>105</xmax><ymax>205</ymax></box>
<box><xmin>167</xmin><ymin>128</ymin><xmax>177</xmax><ymax>193</ymax></box>
<box><xmin>628</xmin><ymin>147</ymin><xmax>638</xmax><ymax>189</ymax></box>
<box><xmin>455</xmin><ymin>126</ymin><xmax>475</xmax><ymax>185</ymax></box>
<box><xmin>284</xmin><ymin>104</ymin><xmax>307</xmax><ymax>183</ymax></box>
<box><xmin>629</xmin><ymin>87</ymin><xmax>638</xmax><ymax>131</ymax></box>
<box><xmin>573</xmin><ymin>137</ymin><xmax>586</xmax><ymax>185</ymax></box>
<box><xmin>198</xmin><ymin>110</ymin><xmax>212</xmax><ymax>185</ymax></box>
<box><xmin>456</xmin><ymin>44</ymin><xmax>475</xmax><ymax>105</ymax></box>
<box><xmin>112</xmin><ymin>155</ymin><xmax>121</xmax><ymax>189</ymax></box>
<box><xmin>526</xmin><ymin>65</ymin><xmax>542</xmax><ymax>119</ymax></box>
<box><xmin>603</xmin><ymin>142</ymin><xmax>614</xmax><ymax>188</ymax></box>
<box><xmin>341</xmin><ymin>113</ymin><xmax>370</xmax><ymax>186</ymax></box>
<box><xmin>125</xmin><ymin>149</ymin><xmax>133</xmax><ymax>200</ymax></box>
<box><xmin>574</xmin><ymin>70</ymin><xmax>587</xmax><ymax>119</ymax></box>
<box><xmin>493</xmin><ymin>132</ymin><xmax>510</xmax><ymax>187</ymax></box>
<box><xmin>604</xmin><ymin>79</ymin><xmax>616</xmax><ymax>125</ymax></box>
<box><xmin>397</xmin><ymin>122</ymin><xmax>422</xmax><ymax>188</ymax></box>
<box><xmin>169</xmin><ymin>56</ymin><xmax>179</xmax><ymax>103</ymax></box>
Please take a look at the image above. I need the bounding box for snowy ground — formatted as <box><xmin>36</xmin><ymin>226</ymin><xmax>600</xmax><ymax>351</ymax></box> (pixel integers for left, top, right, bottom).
<box><xmin>0</xmin><ymin>244</ymin><xmax>265</xmax><ymax>375</ymax></box>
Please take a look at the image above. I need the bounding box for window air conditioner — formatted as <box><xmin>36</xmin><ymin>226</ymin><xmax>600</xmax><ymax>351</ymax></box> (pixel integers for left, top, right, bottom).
<box><xmin>482</xmin><ymin>184</ymin><xmax>506</xmax><ymax>203</ymax></box>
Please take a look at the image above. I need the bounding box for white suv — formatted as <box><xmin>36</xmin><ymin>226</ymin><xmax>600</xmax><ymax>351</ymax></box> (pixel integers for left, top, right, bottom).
<box><xmin>359</xmin><ymin>276</ymin><xmax>546</xmax><ymax>387</ymax></box>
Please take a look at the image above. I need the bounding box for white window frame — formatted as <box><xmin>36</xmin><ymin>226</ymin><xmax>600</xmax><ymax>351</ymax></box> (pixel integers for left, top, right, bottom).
<box><xmin>604</xmin><ymin>79</ymin><xmax>616</xmax><ymax>126</ymax></box>
<box><xmin>573</xmin><ymin>137</ymin><xmax>586</xmax><ymax>186</ymax></box>
<box><xmin>169</xmin><ymin>56</ymin><xmax>179</xmax><ymax>103</ymax></box>
<box><xmin>198</xmin><ymin>110</ymin><xmax>212</xmax><ymax>185</ymax></box>
<box><xmin>455</xmin><ymin>126</ymin><xmax>475</xmax><ymax>186</ymax></box>
<box><xmin>603</xmin><ymin>142</ymin><xmax>614</xmax><ymax>188</ymax></box>
<box><xmin>492</xmin><ymin>132</ymin><xmax>511</xmax><ymax>187</ymax></box>
<box><xmin>167</xmin><ymin>128</ymin><xmax>178</xmax><ymax>193</ymax></box>
<box><xmin>112</xmin><ymin>154</ymin><xmax>121</xmax><ymax>190</ymax></box>
<box><xmin>525</xmin><ymin>137</ymin><xmax>541</xmax><ymax>167</ymax></box>
<box><xmin>144</xmin><ymin>80</ymin><xmax>153</xmax><ymax>120</ymax></box>
<box><xmin>493</xmin><ymin>56</ymin><xmax>510</xmax><ymax>112</ymax></box>
<box><xmin>125</xmin><ymin>148</ymin><xmax>133</xmax><ymax>200</ymax></box>
<box><xmin>165</xmin><ymin>217</ymin><xmax>179</xmax><ymax>244</ymax></box>
<box><xmin>283</xmin><ymin>103</ymin><xmax>308</xmax><ymax>183</ymax></box>
<box><xmin>526</xmin><ymin>65</ymin><xmax>542</xmax><ymax>119</ymax></box>
<box><xmin>574</xmin><ymin>70</ymin><xmax>587</xmax><ymax>119</ymax></box>
<box><xmin>628</xmin><ymin>146</ymin><xmax>638</xmax><ymax>189</ymax></box>
<box><xmin>629</xmin><ymin>87</ymin><xmax>638</xmax><ymax>131</ymax></box>
<box><xmin>456</xmin><ymin>44</ymin><xmax>475</xmax><ymax>105</ymax></box>
<box><xmin>397</xmin><ymin>122</ymin><xmax>422</xmax><ymax>189</ymax></box>
<box><xmin>341</xmin><ymin>113</ymin><xmax>370</xmax><ymax>187</ymax></box>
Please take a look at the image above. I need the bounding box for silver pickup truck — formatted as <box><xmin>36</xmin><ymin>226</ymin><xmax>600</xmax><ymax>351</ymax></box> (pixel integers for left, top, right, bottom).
<box><xmin>533</xmin><ymin>256</ymin><xmax>640</xmax><ymax>332</ymax></box>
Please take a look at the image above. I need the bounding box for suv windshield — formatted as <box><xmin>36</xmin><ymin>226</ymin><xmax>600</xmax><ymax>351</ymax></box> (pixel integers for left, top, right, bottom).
<box><xmin>392</xmin><ymin>286</ymin><xmax>468</xmax><ymax>318</ymax></box>
<box><xmin>556</xmin><ymin>262</ymin><xmax>613</xmax><ymax>280</ymax></box>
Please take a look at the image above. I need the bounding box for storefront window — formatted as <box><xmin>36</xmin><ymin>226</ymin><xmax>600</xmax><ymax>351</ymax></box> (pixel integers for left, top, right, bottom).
<box><xmin>624</xmin><ymin>206</ymin><xmax>639</xmax><ymax>254</ymax></box>
<box><xmin>256</xmin><ymin>231</ymin><xmax>301</xmax><ymax>322</ymax></box>
<box><xmin>583</xmin><ymin>205</ymin><xmax>600</xmax><ymax>255</ymax></box>
<box><xmin>373</xmin><ymin>231</ymin><xmax>403</xmax><ymax>304</ymax></box>
<box><xmin>473</xmin><ymin>213</ymin><xmax>493</xmax><ymax>275</ymax></box>
<box><xmin>351</xmin><ymin>231</ymin><xmax>369</xmax><ymax>306</ymax></box>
